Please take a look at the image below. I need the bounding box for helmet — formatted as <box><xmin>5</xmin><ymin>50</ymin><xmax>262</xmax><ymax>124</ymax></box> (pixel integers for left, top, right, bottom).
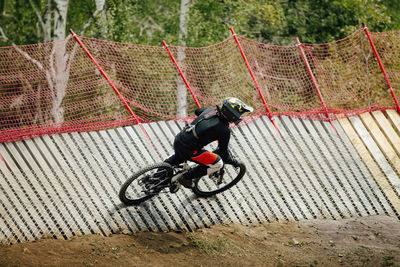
<box><xmin>219</xmin><ymin>97</ymin><xmax>254</xmax><ymax>124</ymax></box>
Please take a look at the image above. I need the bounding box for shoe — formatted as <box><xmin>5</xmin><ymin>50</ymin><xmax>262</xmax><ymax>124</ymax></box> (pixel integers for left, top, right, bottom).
<box><xmin>169</xmin><ymin>172</ymin><xmax>184</xmax><ymax>193</ymax></box>
<box><xmin>169</xmin><ymin>183</ymin><xmax>180</xmax><ymax>193</ymax></box>
<box><xmin>178</xmin><ymin>176</ymin><xmax>195</xmax><ymax>189</ymax></box>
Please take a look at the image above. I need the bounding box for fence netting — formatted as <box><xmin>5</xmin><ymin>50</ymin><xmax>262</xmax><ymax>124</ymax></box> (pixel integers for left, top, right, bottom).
<box><xmin>0</xmin><ymin>28</ymin><xmax>399</xmax><ymax>143</ymax></box>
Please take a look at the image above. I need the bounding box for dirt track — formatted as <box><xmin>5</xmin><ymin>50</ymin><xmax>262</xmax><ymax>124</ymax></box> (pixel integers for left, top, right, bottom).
<box><xmin>1</xmin><ymin>215</ymin><xmax>399</xmax><ymax>267</ymax></box>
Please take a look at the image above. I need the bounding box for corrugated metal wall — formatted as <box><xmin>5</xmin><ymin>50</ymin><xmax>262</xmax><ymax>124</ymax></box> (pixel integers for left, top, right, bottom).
<box><xmin>0</xmin><ymin>111</ymin><xmax>399</xmax><ymax>244</ymax></box>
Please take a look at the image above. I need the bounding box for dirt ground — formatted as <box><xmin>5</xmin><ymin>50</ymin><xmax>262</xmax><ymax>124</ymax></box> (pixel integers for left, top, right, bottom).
<box><xmin>1</xmin><ymin>215</ymin><xmax>399</xmax><ymax>267</ymax></box>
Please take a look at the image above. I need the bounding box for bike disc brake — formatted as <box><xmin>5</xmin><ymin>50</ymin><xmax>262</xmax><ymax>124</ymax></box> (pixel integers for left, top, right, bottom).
<box><xmin>209</xmin><ymin>169</ymin><xmax>224</xmax><ymax>185</ymax></box>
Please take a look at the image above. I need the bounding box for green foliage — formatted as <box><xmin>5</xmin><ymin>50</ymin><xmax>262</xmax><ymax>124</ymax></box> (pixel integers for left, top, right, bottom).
<box><xmin>1</xmin><ymin>0</ymin><xmax>399</xmax><ymax>46</ymax></box>
<box><xmin>67</xmin><ymin>0</ymin><xmax>97</xmax><ymax>34</ymax></box>
<box><xmin>382</xmin><ymin>0</ymin><xmax>400</xmax><ymax>29</ymax></box>
<box><xmin>186</xmin><ymin>0</ymin><xmax>285</xmax><ymax>46</ymax></box>
<box><xmin>0</xmin><ymin>0</ymin><xmax>98</xmax><ymax>45</ymax></box>
<box><xmin>105</xmin><ymin>0</ymin><xmax>180</xmax><ymax>45</ymax></box>
<box><xmin>0</xmin><ymin>0</ymin><xmax>38</xmax><ymax>45</ymax></box>
<box><xmin>281</xmin><ymin>0</ymin><xmax>392</xmax><ymax>44</ymax></box>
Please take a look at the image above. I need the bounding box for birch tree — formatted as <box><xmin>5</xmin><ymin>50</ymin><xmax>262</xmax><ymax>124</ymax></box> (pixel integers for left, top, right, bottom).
<box><xmin>0</xmin><ymin>0</ymin><xmax>106</xmax><ymax>124</ymax></box>
<box><xmin>176</xmin><ymin>0</ymin><xmax>191</xmax><ymax>118</ymax></box>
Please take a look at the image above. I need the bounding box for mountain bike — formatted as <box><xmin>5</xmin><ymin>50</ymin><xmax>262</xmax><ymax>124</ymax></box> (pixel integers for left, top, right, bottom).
<box><xmin>119</xmin><ymin>160</ymin><xmax>246</xmax><ymax>205</ymax></box>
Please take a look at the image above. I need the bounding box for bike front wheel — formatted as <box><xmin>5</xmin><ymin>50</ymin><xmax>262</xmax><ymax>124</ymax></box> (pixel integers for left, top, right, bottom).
<box><xmin>119</xmin><ymin>162</ymin><xmax>173</xmax><ymax>205</ymax></box>
<box><xmin>193</xmin><ymin>162</ymin><xmax>246</xmax><ymax>197</ymax></box>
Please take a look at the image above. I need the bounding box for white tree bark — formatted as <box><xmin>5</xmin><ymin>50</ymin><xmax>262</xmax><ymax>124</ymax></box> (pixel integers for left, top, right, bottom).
<box><xmin>2</xmin><ymin>0</ymin><xmax>106</xmax><ymax>125</ymax></box>
<box><xmin>53</xmin><ymin>0</ymin><xmax>69</xmax><ymax>41</ymax></box>
<box><xmin>80</xmin><ymin>0</ymin><xmax>106</xmax><ymax>35</ymax></box>
<box><xmin>1</xmin><ymin>0</ymin><xmax>106</xmax><ymax>124</ymax></box>
<box><xmin>50</xmin><ymin>0</ymin><xmax>69</xmax><ymax>124</ymax></box>
<box><xmin>23</xmin><ymin>0</ymin><xmax>105</xmax><ymax>124</ymax></box>
<box><xmin>29</xmin><ymin>0</ymin><xmax>52</xmax><ymax>42</ymax></box>
<box><xmin>177</xmin><ymin>0</ymin><xmax>191</xmax><ymax>118</ymax></box>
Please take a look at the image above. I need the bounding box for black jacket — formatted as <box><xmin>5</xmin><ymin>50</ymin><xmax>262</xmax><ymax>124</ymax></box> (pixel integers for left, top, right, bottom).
<box><xmin>174</xmin><ymin>106</ymin><xmax>234</xmax><ymax>164</ymax></box>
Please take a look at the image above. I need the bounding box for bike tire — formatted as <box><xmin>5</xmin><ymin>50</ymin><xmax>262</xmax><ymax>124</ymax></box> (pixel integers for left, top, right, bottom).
<box><xmin>119</xmin><ymin>162</ymin><xmax>173</xmax><ymax>205</ymax></box>
<box><xmin>193</xmin><ymin>162</ymin><xmax>246</xmax><ymax>198</ymax></box>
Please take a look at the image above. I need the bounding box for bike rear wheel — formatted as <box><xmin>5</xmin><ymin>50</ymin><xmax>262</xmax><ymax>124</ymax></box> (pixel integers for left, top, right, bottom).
<box><xmin>193</xmin><ymin>162</ymin><xmax>246</xmax><ymax>197</ymax></box>
<box><xmin>119</xmin><ymin>163</ymin><xmax>173</xmax><ymax>205</ymax></box>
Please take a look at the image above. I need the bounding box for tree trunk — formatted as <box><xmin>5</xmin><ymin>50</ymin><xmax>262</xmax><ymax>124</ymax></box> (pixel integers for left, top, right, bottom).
<box><xmin>177</xmin><ymin>0</ymin><xmax>191</xmax><ymax>118</ymax></box>
<box><xmin>50</xmin><ymin>0</ymin><xmax>69</xmax><ymax>124</ymax></box>
<box><xmin>50</xmin><ymin>0</ymin><xmax>105</xmax><ymax>124</ymax></box>
<box><xmin>44</xmin><ymin>0</ymin><xmax>52</xmax><ymax>42</ymax></box>
<box><xmin>3</xmin><ymin>0</ymin><xmax>106</xmax><ymax>125</ymax></box>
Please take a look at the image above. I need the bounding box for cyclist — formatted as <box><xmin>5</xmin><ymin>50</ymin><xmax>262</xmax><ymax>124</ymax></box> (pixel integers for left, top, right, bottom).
<box><xmin>164</xmin><ymin>97</ymin><xmax>253</xmax><ymax>192</ymax></box>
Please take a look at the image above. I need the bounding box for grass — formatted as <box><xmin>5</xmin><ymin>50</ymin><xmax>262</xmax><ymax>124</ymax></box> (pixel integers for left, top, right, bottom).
<box><xmin>382</xmin><ymin>255</ymin><xmax>395</xmax><ymax>266</ymax></box>
<box><xmin>190</xmin><ymin>235</ymin><xmax>230</xmax><ymax>255</ymax></box>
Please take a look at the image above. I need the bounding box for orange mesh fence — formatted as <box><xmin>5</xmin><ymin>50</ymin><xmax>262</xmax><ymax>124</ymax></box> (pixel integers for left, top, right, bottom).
<box><xmin>369</xmin><ymin>30</ymin><xmax>400</xmax><ymax>110</ymax></box>
<box><xmin>238</xmin><ymin>36</ymin><xmax>322</xmax><ymax>116</ymax></box>
<box><xmin>305</xmin><ymin>28</ymin><xmax>396</xmax><ymax>117</ymax></box>
<box><xmin>164</xmin><ymin>37</ymin><xmax>260</xmax><ymax>116</ymax></box>
<box><xmin>0</xmin><ymin>27</ymin><xmax>399</xmax><ymax>143</ymax></box>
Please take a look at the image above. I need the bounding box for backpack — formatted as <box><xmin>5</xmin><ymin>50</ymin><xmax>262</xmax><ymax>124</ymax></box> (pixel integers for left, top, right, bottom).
<box><xmin>184</xmin><ymin>107</ymin><xmax>220</xmax><ymax>140</ymax></box>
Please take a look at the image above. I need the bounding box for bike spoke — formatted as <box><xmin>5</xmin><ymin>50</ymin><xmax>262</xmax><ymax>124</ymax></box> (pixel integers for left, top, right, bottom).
<box><xmin>193</xmin><ymin>163</ymin><xmax>245</xmax><ymax>197</ymax></box>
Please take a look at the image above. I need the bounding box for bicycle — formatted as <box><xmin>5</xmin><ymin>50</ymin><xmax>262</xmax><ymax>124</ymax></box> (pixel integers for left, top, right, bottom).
<box><xmin>119</xmin><ymin>160</ymin><xmax>246</xmax><ymax>205</ymax></box>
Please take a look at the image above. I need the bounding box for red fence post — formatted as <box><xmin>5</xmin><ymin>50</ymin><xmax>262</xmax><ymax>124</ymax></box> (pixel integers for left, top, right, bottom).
<box><xmin>70</xmin><ymin>30</ymin><xmax>157</xmax><ymax>150</ymax></box>
<box><xmin>0</xmin><ymin>153</ymin><xmax>10</xmax><ymax>170</ymax></box>
<box><xmin>162</xmin><ymin>41</ymin><xmax>201</xmax><ymax>109</ymax></box>
<box><xmin>362</xmin><ymin>23</ymin><xmax>400</xmax><ymax>113</ymax></box>
<box><xmin>296</xmin><ymin>37</ymin><xmax>337</xmax><ymax>134</ymax></box>
<box><xmin>229</xmin><ymin>28</ymin><xmax>280</xmax><ymax>135</ymax></box>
